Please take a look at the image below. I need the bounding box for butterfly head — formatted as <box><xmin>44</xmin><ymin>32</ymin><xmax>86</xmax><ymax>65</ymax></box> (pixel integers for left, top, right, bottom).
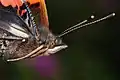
<box><xmin>45</xmin><ymin>37</ymin><xmax>67</xmax><ymax>55</ymax></box>
<box><xmin>36</xmin><ymin>27</ymin><xmax>67</xmax><ymax>55</ymax></box>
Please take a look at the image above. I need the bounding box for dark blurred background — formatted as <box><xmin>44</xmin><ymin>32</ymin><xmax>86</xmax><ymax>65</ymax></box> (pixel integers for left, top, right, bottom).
<box><xmin>0</xmin><ymin>0</ymin><xmax>120</xmax><ymax>80</ymax></box>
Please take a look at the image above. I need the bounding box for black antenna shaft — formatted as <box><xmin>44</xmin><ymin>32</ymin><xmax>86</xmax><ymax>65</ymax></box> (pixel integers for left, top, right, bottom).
<box><xmin>58</xmin><ymin>13</ymin><xmax>115</xmax><ymax>37</ymax></box>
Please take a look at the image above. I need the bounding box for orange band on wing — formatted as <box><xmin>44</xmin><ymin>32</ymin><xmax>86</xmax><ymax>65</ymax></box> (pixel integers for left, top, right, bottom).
<box><xmin>39</xmin><ymin>0</ymin><xmax>49</xmax><ymax>27</ymax></box>
<box><xmin>0</xmin><ymin>0</ymin><xmax>15</xmax><ymax>7</ymax></box>
<box><xmin>0</xmin><ymin>0</ymin><xmax>23</xmax><ymax>7</ymax></box>
<box><xmin>27</xmin><ymin>0</ymin><xmax>49</xmax><ymax>27</ymax></box>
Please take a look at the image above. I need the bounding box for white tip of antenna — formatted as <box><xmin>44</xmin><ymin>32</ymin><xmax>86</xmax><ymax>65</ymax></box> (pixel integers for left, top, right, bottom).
<box><xmin>112</xmin><ymin>13</ymin><xmax>115</xmax><ymax>16</ymax></box>
<box><xmin>91</xmin><ymin>15</ymin><xmax>95</xmax><ymax>19</ymax></box>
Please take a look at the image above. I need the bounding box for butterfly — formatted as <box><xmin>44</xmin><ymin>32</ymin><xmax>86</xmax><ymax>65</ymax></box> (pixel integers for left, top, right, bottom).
<box><xmin>0</xmin><ymin>0</ymin><xmax>115</xmax><ymax>61</ymax></box>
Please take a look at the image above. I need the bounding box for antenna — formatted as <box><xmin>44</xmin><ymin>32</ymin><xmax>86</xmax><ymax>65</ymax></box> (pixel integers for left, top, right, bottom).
<box><xmin>58</xmin><ymin>13</ymin><xmax>115</xmax><ymax>37</ymax></box>
<box><xmin>61</xmin><ymin>15</ymin><xmax>95</xmax><ymax>34</ymax></box>
<box><xmin>62</xmin><ymin>20</ymin><xmax>88</xmax><ymax>34</ymax></box>
<box><xmin>21</xmin><ymin>0</ymin><xmax>37</xmax><ymax>36</ymax></box>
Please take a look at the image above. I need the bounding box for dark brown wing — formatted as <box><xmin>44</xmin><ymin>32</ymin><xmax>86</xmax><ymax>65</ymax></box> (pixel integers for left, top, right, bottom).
<box><xmin>0</xmin><ymin>9</ymin><xmax>32</xmax><ymax>38</ymax></box>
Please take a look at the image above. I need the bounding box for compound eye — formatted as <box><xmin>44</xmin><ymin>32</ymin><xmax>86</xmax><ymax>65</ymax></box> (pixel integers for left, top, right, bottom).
<box><xmin>55</xmin><ymin>39</ymin><xmax>62</xmax><ymax>45</ymax></box>
<box><xmin>55</xmin><ymin>39</ymin><xmax>58</xmax><ymax>43</ymax></box>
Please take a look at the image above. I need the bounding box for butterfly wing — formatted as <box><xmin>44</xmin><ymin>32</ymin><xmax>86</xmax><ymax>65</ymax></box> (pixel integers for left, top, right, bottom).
<box><xmin>0</xmin><ymin>0</ymin><xmax>49</xmax><ymax>28</ymax></box>
<box><xmin>0</xmin><ymin>8</ymin><xmax>34</xmax><ymax>60</ymax></box>
<box><xmin>34</xmin><ymin>0</ymin><xmax>49</xmax><ymax>27</ymax></box>
<box><xmin>0</xmin><ymin>9</ymin><xmax>32</xmax><ymax>38</ymax></box>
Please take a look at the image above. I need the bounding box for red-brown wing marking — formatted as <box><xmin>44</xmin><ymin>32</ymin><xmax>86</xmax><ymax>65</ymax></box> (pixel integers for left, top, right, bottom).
<box><xmin>0</xmin><ymin>0</ymin><xmax>18</xmax><ymax>7</ymax></box>
<box><xmin>0</xmin><ymin>0</ymin><xmax>49</xmax><ymax>28</ymax></box>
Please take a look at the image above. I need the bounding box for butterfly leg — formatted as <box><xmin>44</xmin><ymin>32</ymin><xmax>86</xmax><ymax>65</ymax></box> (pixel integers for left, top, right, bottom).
<box><xmin>7</xmin><ymin>45</ymin><xmax>44</xmax><ymax>61</ymax></box>
<box><xmin>30</xmin><ymin>47</ymin><xmax>48</xmax><ymax>58</ymax></box>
